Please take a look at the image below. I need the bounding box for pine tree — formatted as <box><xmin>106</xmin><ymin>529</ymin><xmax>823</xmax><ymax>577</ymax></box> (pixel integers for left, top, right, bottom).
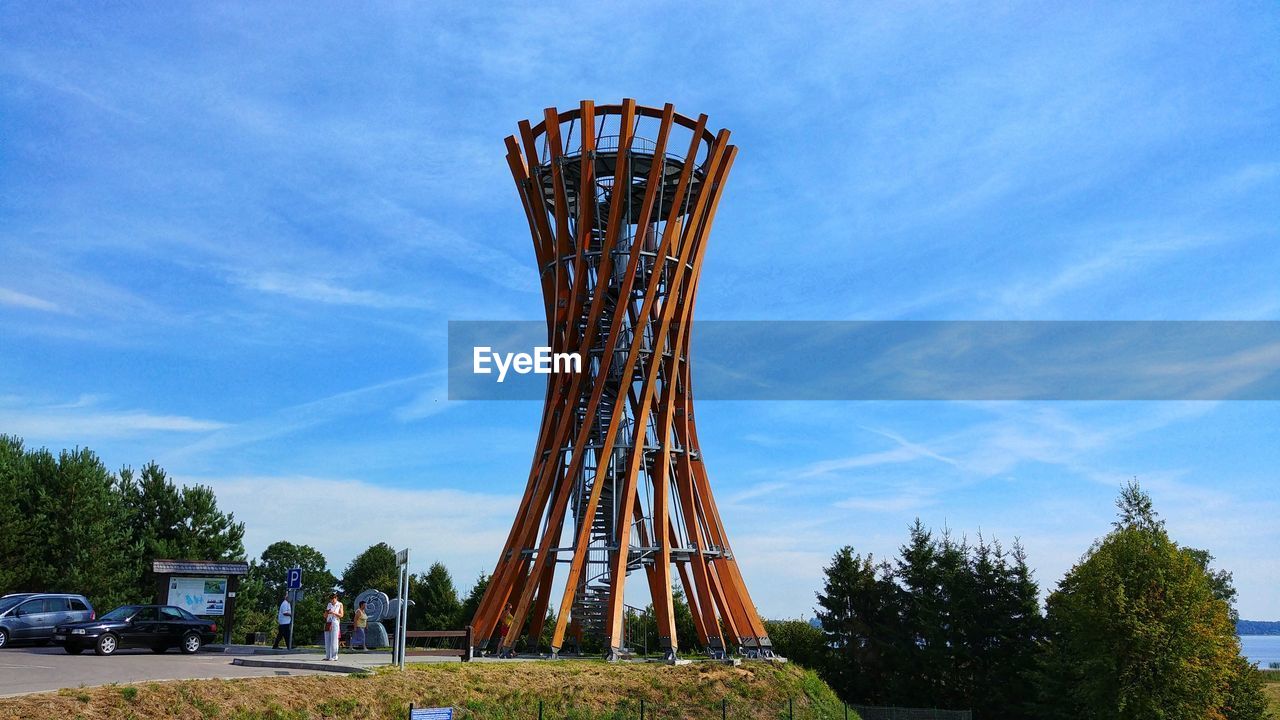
<box><xmin>895</xmin><ymin>519</ymin><xmax>942</xmax><ymax>702</ymax></box>
<box><xmin>117</xmin><ymin>462</ymin><xmax>245</xmax><ymax>596</ymax></box>
<box><xmin>816</xmin><ymin>546</ymin><xmax>902</xmax><ymax>704</ymax></box>
<box><xmin>891</xmin><ymin>521</ymin><xmax>1044</xmax><ymax>717</ymax></box>
<box><xmin>30</xmin><ymin>447</ymin><xmax>134</xmax><ymax>608</ymax></box>
<box><xmin>0</xmin><ymin>435</ymin><xmax>36</xmax><ymax>593</ymax></box>
<box><xmin>978</xmin><ymin>540</ymin><xmax>1043</xmax><ymax>720</ymax></box>
<box><xmin>410</xmin><ymin>562</ymin><xmax>461</xmax><ymax>630</ymax></box>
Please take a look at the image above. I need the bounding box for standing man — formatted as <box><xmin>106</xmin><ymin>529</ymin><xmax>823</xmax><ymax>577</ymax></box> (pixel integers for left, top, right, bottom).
<box><xmin>272</xmin><ymin>593</ymin><xmax>292</xmax><ymax>650</ymax></box>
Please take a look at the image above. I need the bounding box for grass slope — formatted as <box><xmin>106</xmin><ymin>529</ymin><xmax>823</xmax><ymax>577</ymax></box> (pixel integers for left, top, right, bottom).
<box><xmin>1264</xmin><ymin>673</ymin><xmax>1280</xmax><ymax>719</ymax></box>
<box><xmin>0</xmin><ymin>660</ymin><xmax>851</xmax><ymax>720</ymax></box>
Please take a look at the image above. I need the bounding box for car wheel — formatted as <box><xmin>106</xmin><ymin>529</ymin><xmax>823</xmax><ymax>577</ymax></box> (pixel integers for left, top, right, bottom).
<box><xmin>151</xmin><ymin>646</ymin><xmax>168</xmax><ymax>654</ymax></box>
<box><xmin>64</xmin><ymin>645</ymin><xmax>84</xmax><ymax>655</ymax></box>
<box><xmin>95</xmin><ymin>633</ymin><xmax>118</xmax><ymax>656</ymax></box>
<box><xmin>0</xmin><ymin>628</ymin><xmax>8</xmax><ymax>649</ymax></box>
<box><xmin>180</xmin><ymin>632</ymin><xmax>202</xmax><ymax>654</ymax></box>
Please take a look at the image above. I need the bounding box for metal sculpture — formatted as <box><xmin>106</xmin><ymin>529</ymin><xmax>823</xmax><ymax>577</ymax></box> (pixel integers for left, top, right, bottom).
<box><xmin>472</xmin><ymin>100</ymin><xmax>772</xmax><ymax>661</ymax></box>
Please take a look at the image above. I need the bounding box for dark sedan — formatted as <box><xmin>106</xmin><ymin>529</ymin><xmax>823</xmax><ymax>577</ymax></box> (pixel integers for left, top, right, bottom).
<box><xmin>52</xmin><ymin>605</ymin><xmax>218</xmax><ymax>656</ymax></box>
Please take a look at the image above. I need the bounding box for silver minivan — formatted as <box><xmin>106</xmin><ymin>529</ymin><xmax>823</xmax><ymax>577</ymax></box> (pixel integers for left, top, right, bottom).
<box><xmin>0</xmin><ymin>593</ymin><xmax>96</xmax><ymax>648</ymax></box>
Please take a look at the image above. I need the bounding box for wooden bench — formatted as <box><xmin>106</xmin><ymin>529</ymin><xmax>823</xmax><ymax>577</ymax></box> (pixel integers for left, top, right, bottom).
<box><xmin>401</xmin><ymin>626</ymin><xmax>472</xmax><ymax>661</ymax></box>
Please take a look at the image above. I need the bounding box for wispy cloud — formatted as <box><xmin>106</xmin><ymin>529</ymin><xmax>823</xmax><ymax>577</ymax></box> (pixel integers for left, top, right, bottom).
<box><xmin>836</xmin><ymin>491</ymin><xmax>937</xmax><ymax>514</ymax></box>
<box><xmin>232</xmin><ymin>270</ymin><xmax>434</xmax><ymax>310</ymax></box>
<box><xmin>995</xmin><ymin>228</ymin><xmax>1226</xmax><ymax>314</ymax></box>
<box><xmin>166</xmin><ymin>372</ymin><xmax>447</xmax><ymax>462</ymax></box>
<box><xmin>0</xmin><ymin>396</ymin><xmax>226</xmax><ymax>439</ymax></box>
<box><xmin>796</xmin><ymin>427</ymin><xmax>958</xmax><ymax>479</ymax></box>
<box><xmin>0</xmin><ymin>287</ymin><xmax>64</xmax><ymax>313</ymax></box>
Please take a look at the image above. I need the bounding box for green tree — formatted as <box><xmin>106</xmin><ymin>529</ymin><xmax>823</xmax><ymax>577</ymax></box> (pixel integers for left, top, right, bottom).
<box><xmin>670</xmin><ymin>585</ymin><xmax>701</xmax><ymax>653</ymax></box>
<box><xmin>0</xmin><ymin>435</ymin><xmax>37</xmax><ymax>593</ymax></box>
<box><xmin>340</xmin><ymin>542</ymin><xmax>399</xmax><ymax>597</ymax></box>
<box><xmin>27</xmin><ymin>447</ymin><xmax>134</xmax><ymax>608</ymax></box>
<box><xmin>894</xmin><ymin>520</ymin><xmax>945</xmax><ymax>702</ymax></box>
<box><xmin>837</xmin><ymin>521</ymin><xmax>1046</xmax><ymax>718</ymax></box>
<box><xmin>964</xmin><ymin>538</ymin><xmax>1043</xmax><ymax>720</ymax></box>
<box><xmin>1222</xmin><ymin>656</ymin><xmax>1269</xmax><ymax>720</ymax></box>
<box><xmin>117</xmin><ymin>462</ymin><xmax>245</xmax><ymax>596</ymax></box>
<box><xmin>0</xmin><ymin>438</ymin><xmax>247</xmax><ymax>614</ymax></box>
<box><xmin>246</xmin><ymin>541</ymin><xmax>337</xmax><ymax>646</ymax></box>
<box><xmin>251</xmin><ymin>541</ymin><xmax>337</xmax><ymax>604</ymax></box>
<box><xmin>816</xmin><ymin>546</ymin><xmax>902</xmax><ymax>704</ymax></box>
<box><xmin>410</xmin><ymin>562</ymin><xmax>461</xmax><ymax>630</ymax></box>
<box><xmin>456</xmin><ymin>572</ymin><xmax>489</xmax><ymax>630</ymax></box>
<box><xmin>230</xmin><ymin>569</ymin><xmax>275</xmax><ymax>640</ymax></box>
<box><xmin>1185</xmin><ymin>547</ymin><xmax>1239</xmax><ymax>622</ymax></box>
<box><xmin>636</xmin><ymin>584</ymin><xmax>703</xmax><ymax>655</ymax></box>
<box><xmin>1042</xmin><ymin>481</ymin><xmax>1259</xmax><ymax>720</ymax></box>
<box><xmin>763</xmin><ymin>618</ymin><xmax>827</xmax><ymax>670</ymax></box>
<box><xmin>987</xmin><ymin>541</ymin><xmax>1044</xmax><ymax>720</ymax></box>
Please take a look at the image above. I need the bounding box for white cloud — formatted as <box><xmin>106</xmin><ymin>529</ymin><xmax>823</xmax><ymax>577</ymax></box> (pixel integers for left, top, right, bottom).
<box><xmin>0</xmin><ymin>397</ymin><xmax>226</xmax><ymax>439</ymax></box>
<box><xmin>836</xmin><ymin>492</ymin><xmax>936</xmax><ymax>513</ymax></box>
<box><xmin>167</xmin><ymin>372</ymin><xmax>443</xmax><ymax>462</ymax></box>
<box><xmin>795</xmin><ymin>427</ymin><xmax>958</xmax><ymax>479</ymax></box>
<box><xmin>195</xmin><ymin>474</ymin><xmax>519</xmax><ymax>584</ymax></box>
<box><xmin>232</xmin><ymin>270</ymin><xmax>435</xmax><ymax>310</ymax></box>
<box><xmin>0</xmin><ymin>287</ymin><xmax>64</xmax><ymax>313</ymax></box>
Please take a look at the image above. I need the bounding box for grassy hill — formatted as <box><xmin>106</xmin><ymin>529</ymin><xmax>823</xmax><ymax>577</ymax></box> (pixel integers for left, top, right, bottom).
<box><xmin>0</xmin><ymin>660</ymin><xmax>851</xmax><ymax>720</ymax></box>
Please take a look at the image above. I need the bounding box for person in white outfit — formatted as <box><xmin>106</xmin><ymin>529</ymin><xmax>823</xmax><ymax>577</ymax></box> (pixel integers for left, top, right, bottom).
<box><xmin>323</xmin><ymin>592</ymin><xmax>344</xmax><ymax>660</ymax></box>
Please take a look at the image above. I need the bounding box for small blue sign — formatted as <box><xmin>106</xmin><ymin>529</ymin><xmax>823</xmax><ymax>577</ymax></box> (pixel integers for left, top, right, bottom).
<box><xmin>286</xmin><ymin>568</ymin><xmax>302</xmax><ymax>590</ymax></box>
<box><xmin>409</xmin><ymin>708</ymin><xmax>452</xmax><ymax>720</ymax></box>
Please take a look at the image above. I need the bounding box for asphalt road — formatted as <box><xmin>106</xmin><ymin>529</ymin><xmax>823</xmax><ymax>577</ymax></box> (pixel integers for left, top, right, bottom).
<box><xmin>0</xmin><ymin>645</ymin><xmax>322</xmax><ymax>698</ymax></box>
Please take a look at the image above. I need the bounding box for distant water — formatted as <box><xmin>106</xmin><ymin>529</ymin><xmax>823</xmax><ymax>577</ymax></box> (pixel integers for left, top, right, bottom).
<box><xmin>1239</xmin><ymin>635</ymin><xmax>1280</xmax><ymax>667</ymax></box>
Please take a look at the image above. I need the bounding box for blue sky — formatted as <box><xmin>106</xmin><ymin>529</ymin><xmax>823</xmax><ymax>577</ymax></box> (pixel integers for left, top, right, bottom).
<box><xmin>2</xmin><ymin>2</ymin><xmax>1278</xmax><ymax>619</ymax></box>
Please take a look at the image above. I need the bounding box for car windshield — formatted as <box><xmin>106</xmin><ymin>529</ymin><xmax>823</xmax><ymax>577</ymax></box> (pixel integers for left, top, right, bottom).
<box><xmin>0</xmin><ymin>595</ymin><xmax>34</xmax><ymax>613</ymax></box>
<box><xmin>99</xmin><ymin>605</ymin><xmax>140</xmax><ymax>621</ymax></box>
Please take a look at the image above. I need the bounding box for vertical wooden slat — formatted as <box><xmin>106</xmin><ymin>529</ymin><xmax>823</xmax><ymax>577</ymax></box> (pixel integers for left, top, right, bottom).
<box><xmin>502</xmin><ymin>99</ymin><xmax>640</xmax><ymax>654</ymax></box>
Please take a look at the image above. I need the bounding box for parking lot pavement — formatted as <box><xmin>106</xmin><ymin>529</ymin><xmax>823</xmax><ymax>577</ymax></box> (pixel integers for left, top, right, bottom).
<box><xmin>0</xmin><ymin>645</ymin><xmax>325</xmax><ymax>698</ymax></box>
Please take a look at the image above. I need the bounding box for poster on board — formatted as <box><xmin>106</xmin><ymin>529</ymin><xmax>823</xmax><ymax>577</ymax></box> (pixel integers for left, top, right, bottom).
<box><xmin>167</xmin><ymin>576</ymin><xmax>227</xmax><ymax>616</ymax></box>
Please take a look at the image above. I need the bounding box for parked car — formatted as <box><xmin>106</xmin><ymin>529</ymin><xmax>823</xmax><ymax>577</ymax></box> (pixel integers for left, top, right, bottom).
<box><xmin>53</xmin><ymin>604</ymin><xmax>217</xmax><ymax>656</ymax></box>
<box><xmin>0</xmin><ymin>593</ymin><xmax>95</xmax><ymax>649</ymax></box>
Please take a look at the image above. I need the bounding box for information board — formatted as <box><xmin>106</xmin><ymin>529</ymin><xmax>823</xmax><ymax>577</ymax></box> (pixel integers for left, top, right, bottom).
<box><xmin>166</xmin><ymin>576</ymin><xmax>227</xmax><ymax>616</ymax></box>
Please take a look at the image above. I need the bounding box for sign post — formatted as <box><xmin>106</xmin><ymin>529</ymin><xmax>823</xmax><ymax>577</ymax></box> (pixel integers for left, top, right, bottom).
<box><xmin>286</xmin><ymin>567</ymin><xmax>302</xmax><ymax>651</ymax></box>
<box><xmin>394</xmin><ymin>548</ymin><xmax>409</xmax><ymax>669</ymax></box>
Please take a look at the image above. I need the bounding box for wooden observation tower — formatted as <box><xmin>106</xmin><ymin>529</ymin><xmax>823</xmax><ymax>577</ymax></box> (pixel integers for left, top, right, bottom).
<box><xmin>471</xmin><ymin>100</ymin><xmax>772</xmax><ymax>661</ymax></box>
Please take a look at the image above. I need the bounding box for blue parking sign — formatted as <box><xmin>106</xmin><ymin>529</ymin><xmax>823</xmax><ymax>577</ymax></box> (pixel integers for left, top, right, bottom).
<box><xmin>287</xmin><ymin>568</ymin><xmax>302</xmax><ymax>590</ymax></box>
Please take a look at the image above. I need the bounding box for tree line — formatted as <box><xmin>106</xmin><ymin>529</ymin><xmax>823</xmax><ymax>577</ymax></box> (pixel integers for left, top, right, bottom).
<box><xmin>0</xmin><ymin>436</ymin><xmax>245</xmax><ymax>610</ymax></box>
<box><xmin>766</xmin><ymin>482</ymin><xmax>1268</xmax><ymax>720</ymax></box>
<box><xmin>231</xmin><ymin>539</ymin><xmax>488</xmax><ymax>646</ymax></box>
<box><xmin>4</xmin><ymin>435</ymin><xmax>1267</xmax><ymax>717</ymax></box>
<box><xmin>0</xmin><ymin>436</ymin><xmax>484</xmax><ymax>648</ymax></box>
